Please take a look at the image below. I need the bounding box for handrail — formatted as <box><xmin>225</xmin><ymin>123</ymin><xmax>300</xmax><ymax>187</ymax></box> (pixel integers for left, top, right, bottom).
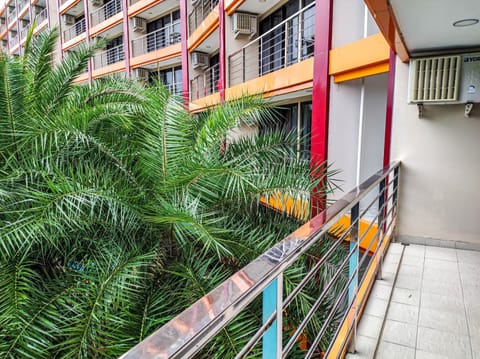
<box><xmin>93</xmin><ymin>43</ymin><xmax>125</xmax><ymax>69</ymax></box>
<box><xmin>120</xmin><ymin>162</ymin><xmax>401</xmax><ymax>359</ymax></box>
<box><xmin>35</xmin><ymin>8</ymin><xmax>48</xmax><ymax>26</ymax></box>
<box><xmin>188</xmin><ymin>0</ymin><xmax>219</xmax><ymax>35</ymax></box>
<box><xmin>130</xmin><ymin>20</ymin><xmax>181</xmax><ymax>57</ymax></box>
<box><xmin>63</xmin><ymin>17</ymin><xmax>86</xmax><ymax>42</ymax></box>
<box><xmin>190</xmin><ymin>62</ymin><xmax>220</xmax><ymax>101</ymax></box>
<box><xmin>90</xmin><ymin>0</ymin><xmax>122</xmax><ymax>26</ymax></box>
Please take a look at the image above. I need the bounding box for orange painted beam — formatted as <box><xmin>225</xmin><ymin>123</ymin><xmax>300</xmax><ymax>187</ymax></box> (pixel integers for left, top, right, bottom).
<box><xmin>329</xmin><ymin>33</ymin><xmax>390</xmax><ymax>82</ymax></box>
<box><xmin>89</xmin><ymin>12</ymin><xmax>123</xmax><ymax>37</ymax></box>
<box><xmin>334</xmin><ymin>62</ymin><xmax>389</xmax><ymax>83</ymax></box>
<box><xmin>59</xmin><ymin>0</ymin><xmax>81</xmax><ymax>15</ymax></box>
<box><xmin>128</xmin><ymin>0</ymin><xmax>165</xmax><ymax>18</ymax></box>
<box><xmin>91</xmin><ymin>61</ymin><xmax>125</xmax><ymax>78</ymax></box>
<box><xmin>187</xmin><ymin>5</ymin><xmax>219</xmax><ymax>52</ymax></box>
<box><xmin>130</xmin><ymin>43</ymin><xmax>181</xmax><ymax>69</ymax></box>
<box><xmin>224</xmin><ymin>0</ymin><xmax>244</xmax><ymax>15</ymax></box>
<box><xmin>364</xmin><ymin>0</ymin><xmax>409</xmax><ymax>62</ymax></box>
<box><xmin>73</xmin><ymin>72</ymin><xmax>89</xmax><ymax>84</ymax></box>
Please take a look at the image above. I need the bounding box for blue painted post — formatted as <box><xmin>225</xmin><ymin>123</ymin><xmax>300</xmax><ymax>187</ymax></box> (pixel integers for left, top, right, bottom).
<box><xmin>262</xmin><ymin>275</ymin><xmax>282</xmax><ymax>359</ymax></box>
<box><xmin>348</xmin><ymin>203</ymin><xmax>360</xmax><ymax>303</ymax></box>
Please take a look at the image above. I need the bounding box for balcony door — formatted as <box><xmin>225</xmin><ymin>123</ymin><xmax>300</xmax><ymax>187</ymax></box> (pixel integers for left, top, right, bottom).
<box><xmin>146</xmin><ymin>10</ymin><xmax>180</xmax><ymax>53</ymax></box>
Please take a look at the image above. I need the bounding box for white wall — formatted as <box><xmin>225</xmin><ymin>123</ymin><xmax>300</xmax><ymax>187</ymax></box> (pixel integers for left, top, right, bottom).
<box><xmin>391</xmin><ymin>58</ymin><xmax>480</xmax><ymax>245</ymax></box>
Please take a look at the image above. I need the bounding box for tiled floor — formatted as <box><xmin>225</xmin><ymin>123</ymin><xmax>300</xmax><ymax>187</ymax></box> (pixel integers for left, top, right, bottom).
<box><xmin>346</xmin><ymin>243</ymin><xmax>480</xmax><ymax>359</ymax></box>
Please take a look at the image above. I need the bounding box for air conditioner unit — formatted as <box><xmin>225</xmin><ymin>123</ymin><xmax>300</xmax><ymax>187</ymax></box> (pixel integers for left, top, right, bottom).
<box><xmin>232</xmin><ymin>12</ymin><xmax>257</xmax><ymax>39</ymax></box>
<box><xmin>191</xmin><ymin>51</ymin><xmax>208</xmax><ymax>70</ymax></box>
<box><xmin>63</xmin><ymin>14</ymin><xmax>76</xmax><ymax>25</ymax></box>
<box><xmin>409</xmin><ymin>53</ymin><xmax>480</xmax><ymax>104</ymax></box>
<box><xmin>132</xmin><ymin>17</ymin><xmax>146</xmax><ymax>33</ymax></box>
<box><xmin>91</xmin><ymin>0</ymin><xmax>102</xmax><ymax>7</ymax></box>
<box><xmin>191</xmin><ymin>0</ymin><xmax>201</xmax><ymax>7</ymax></box>
<box><xmin>133</xmin><ymin>68</ymin><xmax>149</xmax><ymax>82</ymax></box>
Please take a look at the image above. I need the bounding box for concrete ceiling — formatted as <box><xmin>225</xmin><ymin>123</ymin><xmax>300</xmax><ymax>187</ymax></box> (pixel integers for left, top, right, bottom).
<box><xmin>389</xmin><ymin>0</ymin><xmax>480</xmax><ymax>54</ymax></box>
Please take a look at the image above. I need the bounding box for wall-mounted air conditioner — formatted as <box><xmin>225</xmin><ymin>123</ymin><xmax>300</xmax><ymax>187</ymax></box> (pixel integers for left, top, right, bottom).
<box><xmin>232</xmin><ymin>12</ymin><xmax>257</xmax><ymax>39</ymax></box>
<box><xmin>132</xmin><ymin>17</ymin><xmax>146</xmax><ymax>33</ymax></box>
<box><xmin>191</xmin><ymin>0</ymin><xmax>201</xmax><ymax>7</ymax></box>
<box><xmin>91</xmin><ymin>0</ymin><xmax>102</xmax><ymax>7</ymax></box>
<box><xmin>409</xmin><ymin>53</ymin><xmax>480</xmax><ymax>104</ymax></box>
<box><xmin>191</xmin><ymin>51</ymin><xmax>209</xmax><ymax>70</ymax></box>
<box><xmin>63</xmin><ymin>14</ymin><xmax>76</xmax><ymax>25</ymax></box>
<box><xmin>133</xmin><ymin>68</ymin><xmax>149</xmax><ymax>82</ymax></box>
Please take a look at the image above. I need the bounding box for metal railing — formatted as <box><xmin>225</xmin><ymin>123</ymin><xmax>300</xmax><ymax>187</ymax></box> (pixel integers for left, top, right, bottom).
<box><xmin>120</xmin><ymin>162</ymin><xmax>401</xmax><ymax>359</ymax></box>
<box><xmin>229</xmin><ymin>2</ymin><xmax>315</xmax><ymax>87</ymax></box>
<box><xmin>8</xmin><ymin>8</ymin><xmax>16</xmax><ymax>24</ymax></box>
<box><xmin>35</xmin><ymin>8</ymin><xmax>48</xmax><ymax>26</ymax></box>
<box><xmin>63</xmin><ymin>17</ymin><xmax>86</xmax><ymax>42</ymax></box>
<box><xmin>190</xmin><ymin>62</ymin><xmax>219</xmax><ymax>101</ymax></box>
<box><xmin>0</xmin><ymin>23</ymin><xmax>6</xmax><ymax>33</ymax></box>
<box><xmin>20</xmin><ymin>25</ymin><xmax>30</xmax><ymax>40</ymax></box>
<box><xmin>19</xmin><ymin>0</ymin><xmax>29</xmax><ymax>10</ymax></box>
<box><xmin>188</xmin><ymin>0</ymin><xmax>219</xmax><ymax>35</ymax></box>
<box><xmin>10</xmin><ymin>33</ymin><xmax>18</xmax><ymax>47</ymax></box>
<box><xmin>93</xmin><ymin>43</ymin><xmax>125</xmax><ymax>69</ymax></box>
<box><xmin>90</xmin><ymin>0</ymin><xmax>122</xmax><ymax>27</ymax></box>
<box><xmin>131</xmin><ymin>21</ymin><xmax>181</xmax><ymax>57</ymax></box>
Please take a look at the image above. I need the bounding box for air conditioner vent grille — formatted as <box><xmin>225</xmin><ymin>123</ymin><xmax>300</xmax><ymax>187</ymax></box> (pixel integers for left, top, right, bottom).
<box><xmin>409</xmin><ymin>55</ymin><xmax>461</xmax><ymax>103</ymax></box>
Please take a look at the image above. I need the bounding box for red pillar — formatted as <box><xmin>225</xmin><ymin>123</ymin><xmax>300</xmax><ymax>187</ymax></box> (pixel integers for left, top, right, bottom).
<box><xmin>218</xmin><ymin>0</ymin><xmax>226</xmax><ymax>102</ymax></box>
<box><xmin>83</xmin><ymin>0</ymin><xmax>92</xmax><ymax>84</ymax></box>
<box><xmin>121</xmin><ymin>0</ymin><xmax>131</xmax><ymax>78</ymax></box>
<box><xmin>383</xmin><ymin>48</ymin><xmax>396</xmax><ymax>167</ymax></box>
<box><xmin>310</xmin><ymin>0</ymin><xmax>333</xmax><ymax>214</ymax></box>
<box><xmin>180</xmin><ymin>0</ymin><xmax>189</xmax><ymax>105</ymax></box>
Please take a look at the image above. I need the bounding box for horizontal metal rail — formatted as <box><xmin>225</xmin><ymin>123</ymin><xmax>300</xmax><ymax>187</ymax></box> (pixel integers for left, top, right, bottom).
<box><xmin>188</xmin><ymin>0</ymin><xmax>218</xmax><ymax>35</ymax></box>
<box><xmin>63</xmin><ymin>17</ymin><xmax>86</xmax><ymax>42</ymax></box>
<box><xmin>90</xmin><ymin>0</ymin><xmax>121</xmax><ymax>27</ymax></box>
<box><xmin>92</xmin><ymin>43</ymin><xmax>125</xmax><ymax>69</ymax></box>
<box><xmin>190</xmin><ymin>62</ymin><xmax>219</xmax><ymax>101</ymax></box>
<box><xmin>131</xmin><ymin>20</ymin><xmax>181</xmax><ymax>57</ymax></box>
<box><xmin>8</xmin><ymin>8</ymin><xmax>16</xmax><ymax>25</ymax></box>
<box><xmin>35</xmin><ymin>8</ymin><xmax>48</xmax><ymax>27</ymax></box>
<box><xmin>120</xmin><ymin>162</ymin><xmax>400</xmax><ymax>359</ymax></box>
<box><xmin>229</xmin><ymin>2</ymin><xmax>315</xmax><ymax>87</ymax></box>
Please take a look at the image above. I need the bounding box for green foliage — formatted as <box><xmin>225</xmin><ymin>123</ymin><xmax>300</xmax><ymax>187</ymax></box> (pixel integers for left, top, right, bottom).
<box><xmin>0</xmin><ymin>29</ymin><xmax>347</xmax><ymax>358</ymax></box>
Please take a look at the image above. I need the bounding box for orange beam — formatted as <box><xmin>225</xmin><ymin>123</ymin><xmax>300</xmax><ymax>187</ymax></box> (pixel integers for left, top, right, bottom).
<box><xmin>224</xmin><ymin>0</ymin><xmax>244</xmax><ymax>15</ymax></box>
<box><xmin>187</xmin><ymin>5</ymin><xmax>219</xmax><ymax>52</ymax></box>
<box><xmin>364</xmin><ymin>0</ymin><xmax>409</xmax><ymax>62</ymax></box>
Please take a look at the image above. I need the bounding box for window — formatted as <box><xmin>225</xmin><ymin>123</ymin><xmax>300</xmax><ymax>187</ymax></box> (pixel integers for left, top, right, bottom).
<box><xmin>146</xmin><ymin>10</ymin><xmax>181</xmax><ymax>52</ymax></box>
<box><xmin>149</xmin><ymin>66</ymin><xmax>182</xmax><ymax>94</ymax></box>
<box><xmin>75</xmin><ymin>15</ymin><xmax>85</xmax><ymax>36</ymax></box>
<box><xmin>208</xmin><ymin>53</ymin><xmax>220</xmax><ymax>95</ymax></box>
<box><xmin>106</xmin><ymin>36</ymin><xmax>124</xmax><ymax>65</ymax></box>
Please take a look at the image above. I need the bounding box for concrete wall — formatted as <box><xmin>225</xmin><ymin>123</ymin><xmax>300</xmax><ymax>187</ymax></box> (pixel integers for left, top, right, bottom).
<box><xmin>391</xmin><ymin>58</ymin><xmax>480</xmax><ymax>245</ymax></box>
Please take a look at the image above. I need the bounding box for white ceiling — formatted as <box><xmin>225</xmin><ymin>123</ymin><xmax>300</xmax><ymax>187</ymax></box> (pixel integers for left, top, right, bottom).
<box><xmin>138</xmin><ymin>0</ymin><xmax>178</xmax><ymax>21</ymax></box>
<box><xmin>238</xmin><ymin>0</ymin><xmax>283</xmax><ymax>19</ymax></box>
<box><xmin>195</xmin><ymin>27</ymin><xmax>219</xmax><ymax>54</ymax></box>
<box><xmin>390</xmin><ymin>0</ymin><xmax>480</xmax><ymax>54</ymax></box>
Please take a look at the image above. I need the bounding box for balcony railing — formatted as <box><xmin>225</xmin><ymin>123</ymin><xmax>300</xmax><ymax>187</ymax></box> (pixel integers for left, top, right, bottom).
<box><xmin>164</xmin><ymin>82</ymin><xmax>182</xmax><ymax>96</ymax></box>
<box><xmin>35</xmin><ymin>8</ymin><xmax>48</xmax><ymax>26</ymax></box>
<box><xmin>229</xmin><ymin>2</ymin><xmax>315</xmax><ymax>87</ymax></box>
<box><xmin>190</xmin><ymin>62</ymin><xmax>219</xmax><ymax>101</ymax></box>
<box><xmin>19</xmin><ymin>0</ymin><xmax>29</xmax><ymax>10</ymax></box>
<box><xmin>93</xmin><ymin>43</ymin><xmax>125</xmax><ymax>69</ymax></box>
<box><xmin>131</xmin><ymin>20</ymin><xmax>181</xmax><ymax>57</ymax></box>
<box><xmin>63</xmin><ymin>18</ymin><xmax>86</xmax><ymax>42</ymax></box>
<box><xmin>20</xmin><ymin>25</ymin><xmax>30</xmax><ymax>40</ymax></box>
<box><xmin>10</xmin><ymin>34</ymin><xmax>18</xmax><ymax>47</ymax></box>
<box><xmin>120</xmin><ymin>162</ymin><xmax>400</xmax><ymax>358</ymax></box>
<box><xmin>90</xmin><ymin>0</ymin><xmax>122</xmax><ymax>27</ymax></box>
<box><xmin>188</xmin><ymin>0</ymin><xmax>219</xmax><ymax>35</ymax></box>
<box><xmin>0</xmin><ymin>24</ymin><xmax>6</xmax><ymax>33</ymax></box>
<box><xmin>8</xmin><ymin>8</ymin><xmax>16</xmax><ymax>24</ymax></box>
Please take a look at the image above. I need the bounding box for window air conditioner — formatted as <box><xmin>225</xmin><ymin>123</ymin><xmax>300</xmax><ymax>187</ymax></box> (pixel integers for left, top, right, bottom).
<box><xmin>91</xmin><ymin>0</ymin><xmax>103</xmax><ymax>7</ymax></box>
<box><xmin>133</xmin><ymin>68</ymin><xmax>149</xmax><ymax>82</ymax></box>
<box><xmin>232</xmin><ymin>12</ymin><xmax>257</xmax><ymax>39</ymax></box>
<box><xmin>191</xmin><ymin>0</ymin><xmax>201</xmax><ymax>7</ymax></box>
<box><xmin>409</xmin><ymin>53</ymin><xmax>480</xmax><ymax>104</ymax></box>
<box><xmin>63</xmin><ymin>14</ymin><xmax>76</xmax><ymax>25</ymax></box>
<box><xmin>132</xmin><ymin>17</ymin><xmax>146</xmax><ymax>33</ymax></box>
<box><xmin>191</xmin><ymin>51</ymin><xmax>209</xmax><ymax>70</ymax></box>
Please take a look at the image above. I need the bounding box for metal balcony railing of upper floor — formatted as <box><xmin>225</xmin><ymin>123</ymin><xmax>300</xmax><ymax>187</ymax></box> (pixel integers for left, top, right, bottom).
<box><xmin>19</xmin><ymin>0</ymin><xmax>29</xmax><ymax>11</ymax></box>
<box><xmin>63</xmin><ymin>17</ymin><xmax>86</xmax><ymax>42</ymax></box>
<box><xmin>188</xmin><ymin>0</ymin><xmax>219</xmax><ymax>35</ymax></box>
<box><xmin>190</xmin><ymin>62</ymin><xmax>219</xmax><ymax>101</ymax></box>
<box><xmin>90</xmin><ymin>0</ymin><xmax>122</xmax><ymax>27</ymax></box>
<box><xmin>93</xmin><ymin>43</ymin><xmax>124</xmax><ymax>69</ymax></box>
<box><xmin>120</xmin><ymin>162</ymin><xmax>400</xmax><ymax>359</ymax></box>
<box><xmin>20</xmin><ymin>25</ymin><xmax>30</xmax><ymax>40</ymax></box>
<box><xmin>0</xmin><ymin>23</ymin><xmax>6</xmax><ymax>33</ymax></box>
<box><xmin>229</xmin><ymin>2</ymin><xmax>315</xmax><ymax>87</ymax></box>
<box><xmin>7</xmin><ymin>8</ymin><xmax>16</xmax><ymax>25</ymax></box>
<box><xmin>35</xmin><ymin>8</ymin><xmax>48</xmax><ymax>26</ymax></box>
<box><xmin>164</xmin><ymin>81</ymin><xmax>182</xmax><ymax>96</ymax></box>
<box><xmin>131</xmin><ymin>20</ymin><xmax>181</xmax><ymax>57</ymax></box>
<box><xmin>10</xmin><ymin>33</ymin><xmax>18</xmax><ymax>47</ymax></box>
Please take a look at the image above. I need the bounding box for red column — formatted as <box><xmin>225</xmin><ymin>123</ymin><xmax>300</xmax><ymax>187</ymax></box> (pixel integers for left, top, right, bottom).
<box><xmin>83</xmin><ymin>0</ymin><xmax>92</xmax><ymax>83</ymax></box>
<box><xmin>383</xmin><ymin>48</ymin><xmax>396</xmax><ymax>167</ymax></box>
<box><xmin>310</xmin><ymin>0</ymin><xmax>333</xmax><ymax>214</ymax></box>
<box><xmin>56</xmin><ymin>0</ymin><xmax>63</xmax><ymax>59</ymax></box>
<box><xmin>180</xmin><ymin>0</ymin><xmax>189</xmax><ymax>105</ymax></box>
<box><xmin>121</xmin><ymin>0</ymin><xmax>130</xmax><ymax>78</ymax></box>
<box><xmin>218</xmin><ymin>0</ymin><xmax>225</xmax><ymax>102</ymax></box>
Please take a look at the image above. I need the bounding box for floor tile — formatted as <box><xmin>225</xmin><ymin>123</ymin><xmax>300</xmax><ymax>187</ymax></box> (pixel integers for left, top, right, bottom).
<box><xmin>381</xmin><ymin>320</ymin><xmax>417</xmax><ymax>348</ymax></box>
<box><xmin>421</xmin><ymin>277</ymin><xmax>462</xmax><ymax>296</ymax></box>
<box><xmin>416</xmin><ymin>350</ymin><xmax>451</xmax><ymax>359</ymax></box>
<box><xmin>391</xmin><ymin>287</ymin><xmax>420</xmax><ymax>306</ymax></box>
<box><xmin>424</xmin><ymin>258</ymin><xmax>459</xmax><ymax>271</ymax></box>
<box><xmin>357</xmin><ymin>314</ymin><xmax>384</xmax><ymax>339</ymax></box>
<box><xmin>386</xmin><ymin>302</ymin><xmax>419</xmax><ymax>325</ymax></box>
<box><xmin>421</xmin><ymin>292</ymin><xmax>464</xmax><ymax>312</ymax></box>
<box><xmin>383</xmin><ymin>253</ymin><xmax>401</xmax><ymax>266</ymax></box>
<box><xmin>345</xmin><ymin>335</ymin><xmax>376</xmax><ymax>359</ymax></box>
<box><xmin>418</xmin><ymin>306</ymin><xmax>469</xmax><ymax>335</ymax></box>
<box><xmin>422</xmin><ymin>267</ymin><xmax>460</xmax><ymax>284</ymax></box>
<box><xmin>457</xmin><ymin>249</ymin><xmax>480</xmax><ymax>265</ymax></box>
<box><xmin>369</xmin><ymin>282</ymin><xmax>392</xmax><ymax>301</ymax></box>
<box><xmin>404</xmin><ymin>245</ymin><xmax>425</xmax><ymax>258</ymax></box>
<box><xmin>376</xmin><ymin>341</ymin><xmax>414</xmax><ymax>359</ymax></box>
<box><xmin>363</xmin><ymin>298</ymin><xmax>388</xmax><ymax>318</ymax></box>
<box><xmin>395</xmin><ymin>274</ymin><xmax>422</xmax><ymax>290</ymax></box>
<box><xmin>401</xmin><ymin>254</ymin><xmax>424</xmax><ymax>267</ymax></box>
<box><xmin>397</xmin><ymin>264</ymin><xmax>423</xmax><ymax>278</ymax></box>
<box><xmin>425</xmin><ymin>246</ymin><xmax>457</xmax><ymax>262</ymax></box>
<box><xmin>416</xmin><ymin>326</ymin><xmax>472</xmax><ymax>359</ymax></box>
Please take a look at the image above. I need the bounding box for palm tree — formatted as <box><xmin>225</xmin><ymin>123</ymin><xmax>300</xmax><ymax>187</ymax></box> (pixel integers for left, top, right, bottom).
<box><xmin>0</xmin><ymin>29</ymin><xmax>348</xmax><ymax>358</ymax></box>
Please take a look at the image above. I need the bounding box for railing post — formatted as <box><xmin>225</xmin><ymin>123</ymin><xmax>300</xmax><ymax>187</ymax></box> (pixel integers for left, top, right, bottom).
<box><xmin>377</xmin><ymin>178</ymin><xmax>386</xmax><ymax>279</ymax></box>
<box><xmin>348</xmin><ymin>202</ymin><xmax>359</xmax><ymax>354</ymax></box>
<box><xmin>297</xmin><ymin>10</ymin><xmax>302</xmax><ymax>63</ymax></box>
<box><xmin>242</xmin><ymin>48</ymin><xmax>245</xmax><ymax>83</ymax></box>
<box><xmin>284</xmin><ymin>21</ymin><xmax>288</xmax><ymax>68</ymax></box>
<box><xmin>262</xmin><ymin>274</ymin><xmax>283</xmax><ymax>359</ymax></box>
